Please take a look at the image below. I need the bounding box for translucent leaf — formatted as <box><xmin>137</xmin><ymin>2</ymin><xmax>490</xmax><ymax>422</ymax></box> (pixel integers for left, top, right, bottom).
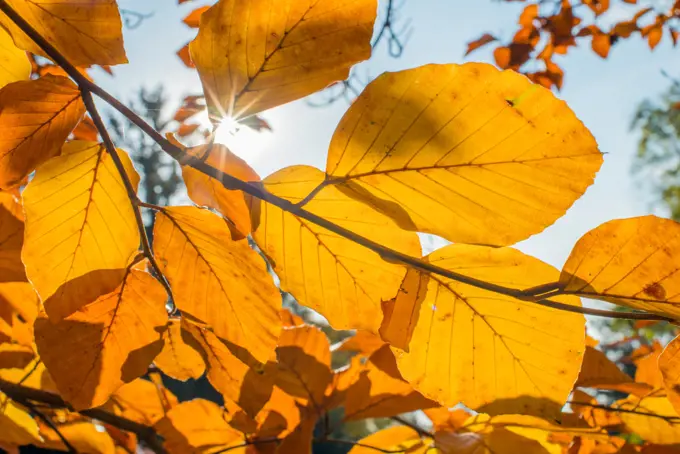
<box><xmin>0</xmin><ymin>27</ymin><xmax>30</xmax><ymax>89</ymax></box>
<box><xmin>154</xmin><ymin>318</ymin><xmax>206</xmax><ymax>381</ymax></box>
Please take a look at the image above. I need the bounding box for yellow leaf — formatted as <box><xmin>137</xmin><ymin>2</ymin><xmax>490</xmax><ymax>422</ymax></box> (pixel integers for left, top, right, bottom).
<box><xmin>326</xmin><ymin>63</ymin><xmax>602</xmax><ymax>246</ymax></box>
<box><xmin>0</xmin><ymin>0</ymin><xmax>127</xmax><ymax>66</ymax></box>
<box><xmin>153</xmin><ymin>206</ymin><xmax>281</xmax><ymax>364</ymax></box>
<box><xmin>425</xmin><ymin>407</ymin><xmax>473</xmax><ymax>432</ymax></box>
<box><xmin>273</xmin><ymin>325</ymin><xmax>332</xmax><ymax>408</ymax></box>
<box><xmin>617</xmin><ymin>396</ymin><xmax>680</xmax><ymax>444</ymax></box>
<box><xmin>0</xmin><ymin>26</ymin><xmax>29</xmax><ymax>89</ymax></box>
<box><xmin>659</xmin><ymin>335</ymin><xmax>680</xmax><ymax>415</ymax></box>
<box><xmin>154</xmin><ymin>318</ymin><xmax>206</xmax><ymax>381</ymax></box>
<box><xmin>0</xmin><ymin>391</ymin><xmax>41</xmax><ymax>447</ymax></box>
<box><xmin>344</xmin><ymin>345</ymin><xmax>438</xmax><ymax>421</ymax></box>
<box><xmin>38</xmin><ymin>421</ymin><xmax>116</xmax><ymax>454</ymax></box>
<box><xmin>275</xmin><ymin>404</ymin><xmax>317</xmax><ymax>454</ymax></box>
<box><xmin>252</xmin><ymin>165</ymin><xmax>420</xmax><ymax>333</ymax></box>
<box><xmin>0</xmin><ymin>282</ymin><xmax>39</xmax><ymax>346</ymax></box>
<box><xmin>103</xmin><ymin>378</ymin><xmax>179</xmax><ymax>426</ymax></box>
<box><xmin>336</xmin><ymin>330</ymin><xmax>386</xmax><ymax>356</ymax></box>
<box><xmin>570</xmin><ymin>390</ymin><xmax>622</xmax><ymax>428</ymax></box>
<box><xmin>575</xmin><ymin>346</ymin><xmax>652</xmax><ymax>396</ymax></box>
<box><xmin>253</xmin><ymin>386</ymin><xmax>300</xmax><ymax>439</ymax></box>
<box><xmin>0</xmin><ymin>343</ymin><xmax>34</xmax><ymax>369</ymax></box>
<box><xmin>634</xmin><ymin>344</ymin><xmax>664</xmax><ymax>389</ymax></box>
<box><xmin>183</xmin><ymin>319</ymin><xmax>274</xmax><ymax>419</ymax></box>
<box><xmin>181</xmin><ymin>143</ymin><xmax>260</xmax><ymax>238</ymax></box>
<box><xmin>0</xmin><ymin>360</ymin><xmax>58</xmax><ymax>394</ymax></box>
<box><xmin>22</xmin><ymin>141</ymin><xmax>140</xmax><ymax>320</ymax></box>
<box><xmin>381</xmin><ymin>244</ymin><xmax>585</xmax><ymax>417</ymax></box>
<box><xmin>0</xmin><ymin>75</ymin><xmax>85</xmax><ymax>189</ymax></box>
<box><xmin>189</xmin><ymin>0</ymin><xmax>376</xmax><ymax>119</ymax></box>
<box><xmin>348</xmin><ymin>427</ymin><xmax>431</xmax><ymax>454</ymax></box>
<box><xmin>155</xmin><ymin>399</ymin><xmax>245</xmax><ymax>454</ymax></box>
<box><xmin>560</xmin><ymin>216</ymin><xmax>680</xmax><ymax>319</ymax></box>
<box><xmin>0</xmin><ymin>190</ymin><xmax>25</xmax><ymax>282</ymax></box>
<box><xmin>34</xmin><ymin>269</ymin><xmax>168</xmax><ymax>410</ymax></box>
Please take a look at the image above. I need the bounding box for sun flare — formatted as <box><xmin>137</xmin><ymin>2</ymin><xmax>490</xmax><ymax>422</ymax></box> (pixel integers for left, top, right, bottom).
<box><xmin>212</xmin><ymin>116</ymin><xmax>271</xmax><ymax>162</ymax></box>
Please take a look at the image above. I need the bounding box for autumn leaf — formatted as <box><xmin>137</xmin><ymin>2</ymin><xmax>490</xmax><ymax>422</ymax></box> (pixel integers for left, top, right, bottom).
<box><xmin>0</xmin><ymin>26</ymin><xmax>30</xmax><ymax>89</ymax></box>
<box><xmin>34</xmin><ymin>269</ymin><xmax>168</xmax><ymax>410</ymax></box>
<box><xmin>348</xmin><ymin>427</ymin><xmax>430</xmax><ymax>453</ymax></box>
<box><xmin>465</xmin><ymin>33</ymin><xmax>497</xmax><ymax>55</ymax></box>
<box><xmin>155</xmin><ymin>399</ymin><xmax>245</xmax><ymax>453</ymax></box>
<box><xmin>154</xmin><ymin>318</ymin><xmax>206</xmax><ymax>381</ymax></box>
<box><xmin>183</xmin><ymin>319</ymin><xmax>275</xmax><ymax>419</ymax></box>
<box><xmin>326</xmin><ymin>63</ymin><xmax>603</xmax><ymax>246</ymax></box>
<box><xmin>617</xmin><ymin>396</ymin><xmax>680</xmax><ymax>444</ymax></box>
<box><xmin>103</xmin><ymin>378</ymin><xmax>179</xmax><ymax>426</ymax></box>
<box><xmin>336</xmin><ymin>330</ymin><xmax>386</xmax><ymax>356</ymax></box>
<box><xmin>344</xmin><ymin>345</ymin><xmax>438</xmax><ymax>420</ymax></box>
<box><xmin>0</xmin><ymin>75</ymin><xmax>85</xmax><ymax>189</ymax></box>
<box><xmin>560</xmin><ymin>216</ymin><xmax>680</xmax><ymax>320</ymax></box>
<box><xmin>181</xmin><ymin>143</ymin><xmax>260</xmax><ymax>238</ymax></box>
<box><xmin>251</xmin><ymin>165</ymin><xmax>420</xmax><ymax>334</ymax></box>
<box><xmin>37</xmin><ymin>421</ymin><xmax>116</xmax><ymax>454</ymax></box>
<box><xmin>22</xmin><ymin>141</ymin><xmax>140</xmax><ymax>320</ymax></box>
<box><xmin>0</xmin><ymin>190</ymin><xmax>25</xmax><ymax>282</ymax></box>
<box><xmin>0</xmin><ymin>0</ymin><xmax>127</xmax><ymax>66</ymax></box>
<box><xmin>380</xmin><ymin>244</ymin><xmax>585</xmax><ymax>417</ymax></box>
<box><xmin>182</xmin><ymin>6</ymin><xmax>209</xmax><ymax>28</ymax></box>
<box><xmin>189</xmin><ymin>0</ymin><xmax>377</xmax><ymax>119</ymax></box>
<box><xmin>0</xmin><ymin>391</ymin><xmax>42</xmax><ymax>448</ymax></box>
<box><xmin>575</xmin><ymin>346</ymin><xmax>653</xmax><ymax>396</ymax></box>
<box><xmin>659</xmin><ymin>335</ymin><xmax>680</xmax><ymax>415</ymax></box>
<box><xmin>154</xmin><ymin>206</ymin><xmax>281</xmax><ymax>364</ymax></box>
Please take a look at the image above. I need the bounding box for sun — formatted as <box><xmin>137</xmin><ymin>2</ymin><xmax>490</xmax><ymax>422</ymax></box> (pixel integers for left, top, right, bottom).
<box><xmin>212</xmin><ymin>116</ymin><xmax>271</xmax><ymax>162</ymax></box>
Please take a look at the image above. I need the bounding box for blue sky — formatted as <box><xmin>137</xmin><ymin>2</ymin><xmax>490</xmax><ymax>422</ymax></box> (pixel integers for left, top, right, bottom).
<box><xmin>104</xmin><ymin>0</ymin><xmax>680</xmax><ymax>272</ymax></box>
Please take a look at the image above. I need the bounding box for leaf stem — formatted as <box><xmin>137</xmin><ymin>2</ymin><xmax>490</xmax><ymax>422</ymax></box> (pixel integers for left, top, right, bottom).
<box><xmin>0</xmin><ymin>0</ymin><xmax>672</xmax><ymax>324</ymax></box>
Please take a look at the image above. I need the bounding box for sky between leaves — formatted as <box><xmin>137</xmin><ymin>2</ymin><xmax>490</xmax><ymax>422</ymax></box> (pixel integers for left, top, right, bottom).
<box><xmin>106</xmin><ymin>0</ymin><xmax>680</xmax><ymax>271</ymax></box>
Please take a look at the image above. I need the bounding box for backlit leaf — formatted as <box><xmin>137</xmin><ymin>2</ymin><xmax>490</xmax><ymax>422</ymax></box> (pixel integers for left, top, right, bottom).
<box><xmin>181</xmin><ymin>143</ymin><xmax>260</xmax><ymax>238</ymax></box>
<box><xmin>0</xmin><ymin>391</ymin><xmax>41</xmax><ymax>447</ymax></box>
<box><xmin>155</xmin><ymin>399</ymin><xmax>245</xmax><ymax>454</ymax></box>
<box><xmin>617</xmin><ymin>396</ymin><xmax>680</xmax><ymax>444</ymax></box>
<box><xmin>103</xmin><ymin>377</ymin><xmax>179</xmax><ymax>426</ymax></box>
<box><xmin>0</xmin><ymin>0</ymin><xmax>127</xmax><ymax>66</ymax></box>
<box><xmin>0</xmin><ymin>27</ymin><xmax>29</xmax><ymax>89</ymax></box>
<box><xmin>37</xmin><ymin>421</ymin><xmax>116</xmax><ymax>454</ymax></box>
<box><xmin>35</xmin><ymin>269</ymin><xmax>168</xmax><ymax>410</ymax></box>
<box><xmin>348</xmin><ymin>427</ymin><xmax>430</xmax><ymax>453</ymax></box>
<box><xmin>344</xmin><ymin>345</ymin><xmax>438</xmax><ymax>421</ymax></box>
<box><xmin>0</xmin><ymin>190</ymin><xmax>24</xmax><ymax>282</ymax></box>
<box><xmin>659</xmin><ymin>335</ymin><xmax>680</xmax><ymax>415</ymax></box>
<box><xmin>0</xmin><ymin>75</ymin><xmax>85</xmax><ymax>189</ymax></box>
<box><xmin>22</xmin><ymin>141</ymin><xmax>140</xmax><ymax>320</ymax></box>
<box><xmin>326</xmin><ymin>63</ymin><xmax>602</xmax><ymax>246</ymax></box>
<box><xmin>183</xmin><ymin>319</ymin><xmax>274</xmax><ymax>419</ymax></box>
<box><xmin>189</xmin><ymin>0</ymin><xmax>376</xmax><ymax>119</ymax></box>
<box><xmin>154</xmin><ymin>318</ymin><xmax>206</xmax><ymax>381</ymax></box>
<box><xmin>336</xmin><ymin>330</ymin><xmax>385</xmax><ymax>356</ymax></box>
<box><xmin>575</xmin><ymin>346</ymin><xmax>652</xmax><ymax>396</ymax></box>
<box><xmin>560</xmin><ymin>216</ymin><xmax>680</xmax><ymax>320</ymax></box>
<box><xmin>252</xmin><ymin>165</ymin><xmax>420</xmax><ymax>333</ymax></box>
<box><xmin>154</xmin><ymin>206</ymin><xmax>281</xmax><ymax>364</ymax></box>
<box><xmin>381</xmin><ymin>244</ymin><xmax>585</xmax><ymax>417</ymax></box>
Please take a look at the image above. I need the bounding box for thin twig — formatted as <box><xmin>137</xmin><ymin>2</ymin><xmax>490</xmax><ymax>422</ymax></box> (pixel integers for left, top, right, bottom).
<box><xmin>0</xmin><ymin>379</ymin><xmax>166</xmax><ymax>453</ymax></box>
<box><xmin>0</xmin><ymin>0</ymin><xmax>672</xmax><ymax>323</ymax></box>
<box><xmin>321</xmin><ymin>438</ymin><xmax>408</xmax><ymax>453</ymax></box>
<box><xmin>568</xmin><ymin>400</ymin><xmax>680</xmax><ymax>423</ymax></box>
<box><xmin>212</xmin><ymin>437</ymin><xmax>280</xmax><ymax>454</ymax></box>
<box><xmin>80</xmin><ymin>89</ymin><xmax>174</xmax><ymax>304</ymax></box>
<box><xmin>20</xmin><ymin>399</ymin><xmax>77</xmax><ymax>453</ymax></box>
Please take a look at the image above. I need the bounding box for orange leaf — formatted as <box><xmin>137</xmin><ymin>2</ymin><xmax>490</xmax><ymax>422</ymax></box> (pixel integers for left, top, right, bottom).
<box><xmin>0</xmin><ymin>190</ymin><xmax>25</xmax><ymax>282</ymax></box>
<box><xmin>154</xmin><ymin>318</ymin><xmax>206</xmax><ymax>381</ymax></box>
<box><xmin>465</xmin><ymin>33</ymin><xmax>497</xmax><ymax>56</ymax></box>
<box><xmin>104</xmin><ymin>377</ymin><xmax>179</xmax><ymax>426</ymax></box>
<box><xmin>182</xmin><ymin>6</ymin><xmax>210</xmax><ymax>28</ymax></box>
<box><xmin>0</xmin><ymin>75</ymin><xmax>85</xmax><ymax>189</ymax></box>
<box><xmin>575</xmin><ymin>346</ymin><xmax>652</xmax><ymax>396</ymax></box>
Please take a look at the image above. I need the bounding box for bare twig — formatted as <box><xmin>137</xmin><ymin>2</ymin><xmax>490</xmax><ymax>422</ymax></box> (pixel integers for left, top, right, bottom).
<box><xmin>21</xmin><ymin>400</ymin><xmax>77</xmax><ymax>453</ymax></box>
<box><xmin>0</xmin><ymin>0</ymin><xmax>671</xmax><ymax>327</ymax></box>
<box><xmin>0</xmin><ymin>379</ymin><xmax>166</xmax><ymax>453</ymax></box>
<box><xmin>321</xmin><ymin>437</ymin><xmax>409</xmax><ymax>453</ymax></box>
<box><xmin>569</xmin><ymin>400</ymin><xmax>680</xmax><ymax>423</ymax></box>
<box><xmin>120</xmin><ymin>9</ymin><xmax>154</xmax><ymax>29</ymax></box>
<box><xmin>391</xmin><ymin>416</ymin><xmax>433</xmax><ymax>438</ymax></box>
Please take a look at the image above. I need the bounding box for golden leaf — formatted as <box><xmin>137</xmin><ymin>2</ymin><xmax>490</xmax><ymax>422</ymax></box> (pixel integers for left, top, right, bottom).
<box><xmin>0</xmin><ymin>391</ymin><xmax>41</xmax><ymax>447</ymax></box>
<box><xmin>103</xmin><ymin>377</ymin><xmax>179</xmax><ymax>426</ymax></box>
<box><xmin>326</xmin><ymin>63</ymin><xmax>602</xmax><ymax>246</ymax></box>
<box><xmin>617</xmin><ymin>396</ymin><xmax>680</xmax><ymax>445</ymax></box>
<box><xmin>252</xmin><ymin>165</ymin><xmax>420</xmax><ymax>333</ymax></box>
<box><xmin>0</xmin><ymin>190</ymin><xmax>25</xmax><ymax>282</ymax></box>
<box><xmin>344</xmin><ymin>345</ymin><xmax>438</xmax><ymax>421</ymax></box>
<box><xmin>22</xmin><ymin>141</ymin><xmax>140</xmax><ymax>320</ymax></box>
<box><xmin>154</xmin><ymin>318</ymin><xmax>206</xmax><ymax>381</ymax></box>
<box><xmin>181</xmin><ymin>143</ymin><xmax>260</xmax><ymax>238</ymax></box>
<box><xmin>34</xmin><ymin>269</ymin><xmax>168</xmax><ymax>410</ymax></box>
<box><xmin>155</xmin><ymin>399</ymin><xmax>245</xmax><ymax>454</ymax></box>
<box><xmin>0</xmin><ymin>75</ymin><xmax>85</xmax><ymax>189</ymax></box>
<box><xmin>37</xmin><ymin>421</ymin><xmax>116</xmax><ymax>454</ymax></box>
<box><xmin>560</xmin><ymin>216</ymin><xmax>680</xmax><ymax>320</ymax></box>
<box><xmin>659</xmin><ymin>335</ymin><xmax>680</xmax><ymax>415</ymax></box>
<box><xmin>381</xmin><ymin>244</ymin><xmax>585</xmax><ymax>417</ymax></box>
<box><xmin>0</xmin><ymin>0</ymin><xmax>127</xmax><ymax>66</ymax></box>
<box><xmin>575</xmin><ymin>346</ymin><xmax>653</xmax><ymax>396</ymax></box>
<box><xmin>153</xmin><ymin>206</ymin><xmax>281</xmax><ymax>364</ymax></box>
<box><xmin>348</xmin><ymin>427</ymin><xmax>430</xmax><ymax>454</ymax></box>
<box><xmin>189</xmin><ymin>0</ymin><xmax>376</xmax><ymax>119</ymax></box>
<box><xmin>0</xmin><ymin>26</ymin><xmax>29</xmax><ymax>89</ymax></box>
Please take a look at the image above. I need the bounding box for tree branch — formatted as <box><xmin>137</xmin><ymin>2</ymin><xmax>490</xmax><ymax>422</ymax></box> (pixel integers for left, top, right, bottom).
<box><xmin>80</xmin><ymin>90</ymin><xmax>174</xmax><ymax>304</ymax></box>
<box><xmin>0</xmin><ymin>0</ymin><xmax>672</xmax><ymax>324</ymax></box>
<box><xmin>320</xmin><ymin>438</ymin><xmax>409</xmax><ymax>453</ymax></box>
<box><xmin>0</xmin><ymin>379</ymin><xmax>166</xmax><ymax>454</ymax></box>
<box><xmin>20</xmin><ymin>399</ymin><xmax>77</xmax><ymax>453</ymax></box>
<box><xmin>391</xmin><ymin>416</ymin><xmax>433</xmax><ymax>438</ymax></box>
<box><xmin>568</xmin><ymin>400</ymin><xmax>680</xmax><ymax>423</ymax></box>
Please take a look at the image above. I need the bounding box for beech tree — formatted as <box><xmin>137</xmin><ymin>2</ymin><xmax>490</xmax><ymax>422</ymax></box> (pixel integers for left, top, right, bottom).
<box><xmin>2</xmin><ymin>1</ymin><xmax>680</xmax><ymax>453</ymax></box>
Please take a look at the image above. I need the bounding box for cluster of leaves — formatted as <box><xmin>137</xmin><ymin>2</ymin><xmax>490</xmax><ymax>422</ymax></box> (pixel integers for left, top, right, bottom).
<box><xmin>1</xmin><ymin>0</ymin><xmax>680</xmax><ymax>453</ymax></box>
<box><xmin>467</xmin><ymin>0</ymin><xmax>680</xmax><ymax>89</ymax></box>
